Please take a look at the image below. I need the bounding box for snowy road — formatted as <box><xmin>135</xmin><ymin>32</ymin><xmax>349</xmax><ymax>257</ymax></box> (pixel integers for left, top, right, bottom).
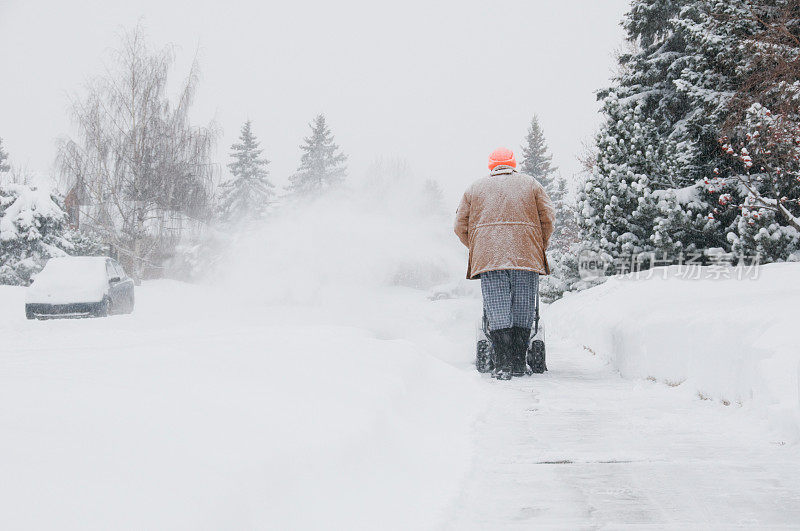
<box><xmin>2</xmin><ymin>279</ymin><xmax>799</xmax><ymax>529</ymax></box>
<box><xmin>447</xmin><ymin>337</ymin><xmax>800</xmax><ymax>529</ymax></box>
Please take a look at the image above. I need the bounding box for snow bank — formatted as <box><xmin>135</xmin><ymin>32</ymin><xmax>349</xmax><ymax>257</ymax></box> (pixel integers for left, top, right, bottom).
<box><xmin>547</xmin><ymin>263</ymin><xmax>800</xmax><ymax>440</ymax></box>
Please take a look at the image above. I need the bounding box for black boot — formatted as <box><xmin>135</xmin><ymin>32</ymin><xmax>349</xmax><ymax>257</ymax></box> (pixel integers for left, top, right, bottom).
<box><xmin>489</xmin><ymin>328</ymin><xmax>514</xmax><ymax>380</ymax></box>
<box><xmin>512</xmin><ymin>327</ymin><xmax>531</xmax><ymax>376</ymax></box>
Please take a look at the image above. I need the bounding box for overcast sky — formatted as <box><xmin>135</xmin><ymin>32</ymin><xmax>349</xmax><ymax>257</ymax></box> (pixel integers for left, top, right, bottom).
<box><xmin>0</xmin><ymin>0</ymin><xmax>629</xmax><ymax>202</ymax></box>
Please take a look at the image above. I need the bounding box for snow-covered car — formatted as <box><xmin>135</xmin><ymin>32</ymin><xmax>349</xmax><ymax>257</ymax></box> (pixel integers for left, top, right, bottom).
<box><xmin>25</xmin><ymin>256</ymin><xmax>135</xmax><ymax>319</ymax></box>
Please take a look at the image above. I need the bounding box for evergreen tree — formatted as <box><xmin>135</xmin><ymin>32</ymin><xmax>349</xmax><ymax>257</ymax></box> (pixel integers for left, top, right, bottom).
<box><xmin>518</xmin><ymin>116</ymin><xmax>584</xmax><ymax>299</ymax></box>
<box><xmin>520</xmin><ymin>116</ymin><xmax>557</xmax><ymax>191</ymax></box>
<box><xmin>539</xmin><ymin>183</ymin><xmax>582</xmax><ymax>302</ymax></box>
<box><xmin>549</xmin><ymin>177</ymin><xmax>579</xmax><ymax>249</ymax></box>
<box><xmin>580</xmin><ymin>96</ymin><xmax>688</xmax><ymax>257</ymax></box>
<box><xmin>218</xmin><ymin>120</ymin><xmax>274</xmax><ymax>223</ymax></box>
<box><xmin>287</xmin><ymin>114</ymin><xmax>347</xmax><ymax>197</ymax></box>
<box><xmin>0</xmin><ymin>183</ymin><xmax>102</xmax><ymax>285</ymax></box>
<box><xmin>0</xmin><ymin>137</ymin><xmax>10</xmax><ymax>175</ymax></box>
<box><xmin>578</xmin><ymin>0</ymin><xmax>760</xmax><ymax>262</ymax></box>
<box><xmin>711</xmin><ymin>1</ymin><xmax>800</xmax><ymax>261</ymax></box>
<box><xmin>519</xmin><ymin>115</ymin><xmax>577</xmax><ymax>250</ymax></box>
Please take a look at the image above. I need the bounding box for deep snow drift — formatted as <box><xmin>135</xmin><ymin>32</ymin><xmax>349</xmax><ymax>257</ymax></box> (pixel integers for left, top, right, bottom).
<box><xmin>0</xmin><ymin>282</ymin><xmax>486</xmax><ymax>530</ymax></box>
<box><xmin>547</xmin><ymin>263</ymin><xmax>800</xmax><ymax>440</ymax></box>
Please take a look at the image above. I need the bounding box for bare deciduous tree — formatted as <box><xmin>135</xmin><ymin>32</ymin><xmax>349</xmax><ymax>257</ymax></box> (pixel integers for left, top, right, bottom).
<box><xmin>58</xmin><ymin>25</ymin><xmax>218</xmax><ymax>280</ymax></box>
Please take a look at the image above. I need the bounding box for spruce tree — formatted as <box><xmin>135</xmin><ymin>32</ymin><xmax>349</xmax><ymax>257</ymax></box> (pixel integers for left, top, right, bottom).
<box><xmin>519</xmin><ymin>115</ymin><xmax>577</xmax><ymax>249</ymax></box>
<box><xmin>218</xmin><ymin>120</ymin><xmax>275</xmax><ymax>223</ymax></box>
<box><xmin>287</xmin><ymin>114</ymin><xmax>347</xmax><ymax>197</ymax></box>
<box><xmin>520</xmin><ymin>116</ymin><xmax>557</xmax><ymax>191</ymax></box>
<box><xmin>581</xmin><ymin>96</ymin><xmax>688</xmax><ymax>257</ymax></box>
<box><xmin>550</xmin><ymin>177</ymin><xmax>579</xmax><ymax>247</ymax></box>
<box><xmin>518</xmin><ymin>115</ymin><xmax>584</xmax><ymax>300</ymax></box>
<box><xmin>519</xmin><ymin>115</ymin><xmax>577</xmax><ymax>250</ymax></box>
<box><xmin>0</xmin><ymin>184</ymin><xmax>90</xmax><ymax>285</ymax></box>
<box><xmin>539</xmin><ymin>175</ymin><xmax>583</xmax><ymax>302</ymax></box>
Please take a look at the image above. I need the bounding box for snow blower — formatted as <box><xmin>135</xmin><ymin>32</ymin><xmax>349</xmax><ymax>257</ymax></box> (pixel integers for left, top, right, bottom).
<box><xmin>476</xmin><ymin>289</ymin><xmax>546</xmax><ymax>375</ymax></box>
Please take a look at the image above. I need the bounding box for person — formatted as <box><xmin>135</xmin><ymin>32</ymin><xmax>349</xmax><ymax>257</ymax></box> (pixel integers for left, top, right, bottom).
<box><xmin>454</xmin><ymin>147</ymin><xmax>555</xmax><ymax>380</ymax></box>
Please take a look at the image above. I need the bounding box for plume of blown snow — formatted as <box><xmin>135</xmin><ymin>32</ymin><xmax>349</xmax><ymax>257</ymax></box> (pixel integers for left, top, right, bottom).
<box><xmin>215</xmin><ymin>176</ymin><xmax>466</xmax><ymax>306</ymax></box>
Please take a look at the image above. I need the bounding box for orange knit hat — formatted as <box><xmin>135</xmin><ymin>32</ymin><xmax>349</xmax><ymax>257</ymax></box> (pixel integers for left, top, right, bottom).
<box><xmin>488</xmin><ymin>147</ymin><xmax>516</xmax><ymax>170</ymax></box>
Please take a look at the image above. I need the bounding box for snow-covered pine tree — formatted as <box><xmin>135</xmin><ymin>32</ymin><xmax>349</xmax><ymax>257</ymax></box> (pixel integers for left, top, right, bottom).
<box><xmin>550</xmin><ymin>177</ymin><xmax>580</xmax><ymax>249</ymax></box>
<box><xmin>520</xmin><ymin>115</ymin><xmax>557</xmax><ymax>192</ymax></box>
<box><xmin>218</xmin><ymin>120</ymin><xmax>275</xmax><ymax>223</ymax></box>
<box><xmin>517</xmin><ymin>116</ymin><xmax>583</xmax><ymax>300</ymax></box>
<box><xmin>578</xmin><ymin>0</ymin><xmax>760</xmax><ymax>263</ymax></box>
<box><xmin>542</xmin><ymin>171</ymin><xmax>590</xmax><ymax>300</ymax></box>
<box><xmin>0</xmin><ymin>141</ymin><xmax>104</xmax><ymax>284</ymax></box>
<box><xmin>580</xmin><ymin>94</ymin><xmax>685</xmax><ymax>258</ymax></box>
<box><xmin>519</xmin><ymin>115</ymin><xmax>579</xmax><ymax>252</ymax></box>
<box><xmin>0</xmin><ymin>184</ymin><xmax>74</xmax><ymax>284</ymax></box>
<box><xmin>669</xmin><ymin>1</ymin><xmax>767</xmax><ymax>256</ymax></box>
<box><xmin>287</xmin><ymin>115</ymin><xmax>347</xmax><ymax>197</ymax></box>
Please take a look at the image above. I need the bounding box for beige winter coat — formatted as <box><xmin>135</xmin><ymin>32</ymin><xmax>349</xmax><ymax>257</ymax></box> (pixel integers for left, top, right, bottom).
<box><xmin>454</xmin><ymin>167</ymin><xmax>555</xmax><ymax>279</ymax></box>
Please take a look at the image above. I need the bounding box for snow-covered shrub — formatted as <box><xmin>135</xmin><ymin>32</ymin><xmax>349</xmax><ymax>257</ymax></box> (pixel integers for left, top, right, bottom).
<box><xmin>540</xmin><ymin>244</ymin><xmax>580</xmax><ymax>303</ymax></box>
<box><xmin>63</xmin><ymin>227</ymin><xmax>109</xmax><ymax>257</ymax></box>
<box><xmin>712</xmin><ymin>106</ymin><xmax>800</xmax><ymax>262</ymax></box>
<box><xmin>0</xmin><ymin>183</ymin><xmax>104</xmax><ymax>285</ymax></box>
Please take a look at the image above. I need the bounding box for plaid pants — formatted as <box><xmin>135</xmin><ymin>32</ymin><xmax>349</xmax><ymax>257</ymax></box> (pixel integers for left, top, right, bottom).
<box><xmin>480</xmin><ymin>269</ymin><xmax>539</xmax><ymax>331</ymax></box>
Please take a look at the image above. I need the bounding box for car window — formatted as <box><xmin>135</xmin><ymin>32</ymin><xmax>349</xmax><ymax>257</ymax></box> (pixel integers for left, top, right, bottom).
<box><xmin>113</xmin><ymin>261</ymin><xmax>126</xmax><ymax>278</ymax></box>
<box><xmin>106</xmin><ymin>261</ymin><xmax>117</xmax><ymax>279</ymax></box>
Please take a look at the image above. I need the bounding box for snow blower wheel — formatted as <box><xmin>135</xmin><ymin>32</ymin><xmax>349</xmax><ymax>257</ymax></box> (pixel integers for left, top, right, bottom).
<box><xmin>476</xmin><ymin>311</ymin><xmax>494</xmax><ymax>373</ymax></box>
<box><xmin>527</xmin><ymin>289</ymin><xmax>547</xmax><ymax>373</ymax></box>
<box><xmin>476</xmin><ymin>339</ymin><xmax>493</xmax><ymax>373</ymax></box>
<box><xmin>528</xmin><ymin>338</ymin><xmax>547</xmax><ymax>373</ymax></box>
